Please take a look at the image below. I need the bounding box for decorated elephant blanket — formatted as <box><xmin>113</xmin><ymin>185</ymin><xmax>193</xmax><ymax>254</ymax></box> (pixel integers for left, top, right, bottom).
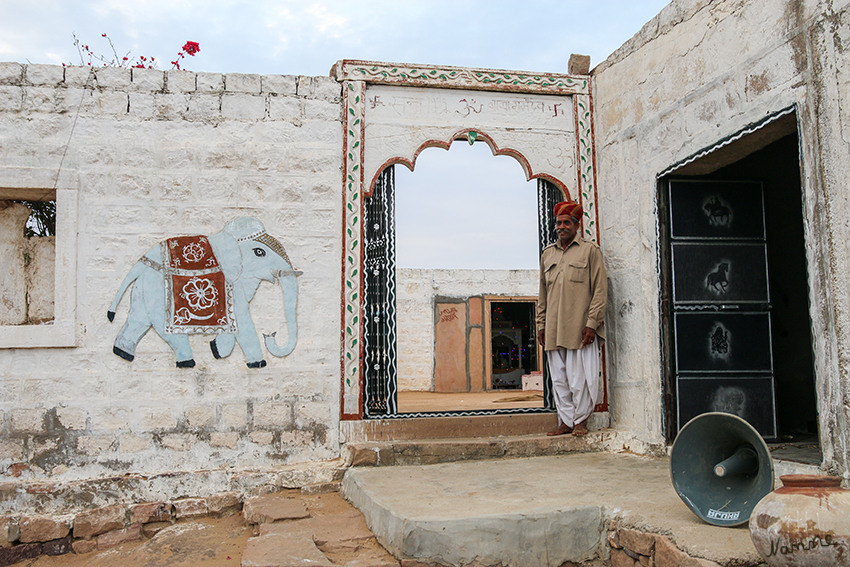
<box><xmin>161</xmin><ymin>236</ymin><xmax>237</xmax><ymax>334</ymax></box>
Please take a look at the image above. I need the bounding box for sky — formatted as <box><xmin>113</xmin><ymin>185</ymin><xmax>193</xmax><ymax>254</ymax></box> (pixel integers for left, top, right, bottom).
<box><xmin>0</xmin><ymin>0</ymin><xmax>670</xmax><ymax>269</ymax></box>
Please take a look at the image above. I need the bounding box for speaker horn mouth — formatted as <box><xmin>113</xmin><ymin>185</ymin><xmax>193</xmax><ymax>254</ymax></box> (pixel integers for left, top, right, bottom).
<box><xmin>670</xmin><ymin>412</ymin><xmax>774</xmax><ymax>527</ymax></box>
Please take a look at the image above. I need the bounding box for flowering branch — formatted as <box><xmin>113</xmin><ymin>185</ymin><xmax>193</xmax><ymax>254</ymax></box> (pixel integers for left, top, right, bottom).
<box><xmin>66</xmin><ymin>33</ymin><xmax>199</xmax><ymax>71</ymax></box>
<box><xmin>171</xmin><ymin>41</ymin><xmax>200</xmax><ymax>70</ymax></box>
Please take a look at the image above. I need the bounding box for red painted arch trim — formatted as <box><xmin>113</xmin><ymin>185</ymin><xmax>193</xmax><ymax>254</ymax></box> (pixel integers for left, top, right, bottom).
<box><xmin>364</xmin><ymin>129</ymin><xmax>573</xmax><ymax>200</ymax></box>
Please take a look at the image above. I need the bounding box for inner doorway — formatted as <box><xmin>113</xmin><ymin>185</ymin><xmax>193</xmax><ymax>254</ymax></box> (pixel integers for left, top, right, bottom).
<box><xmin>487</xmin><ymin>299</ymin><xmax>540</xmax><ymax>390</ymax></box>
<box><xmin>366</xmin><ymin>140</ymin><xmax>564</xmax><ymax>417</ymax></box>
<box><xmin>659</xmin><ymin>111</ymin><xmax>819</xmax><ymax>463</ymax></box>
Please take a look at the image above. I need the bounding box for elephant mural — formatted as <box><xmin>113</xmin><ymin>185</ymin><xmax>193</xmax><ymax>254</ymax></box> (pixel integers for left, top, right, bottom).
<box><xmin>108</xmin><ymin>217</ymin><xmax>300</xmax><ymax>368</ymax></box>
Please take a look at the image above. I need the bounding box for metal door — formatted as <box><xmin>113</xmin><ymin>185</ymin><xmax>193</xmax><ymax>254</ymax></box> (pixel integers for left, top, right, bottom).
<box><xmin>362</xmin><ymin>167</ymin><xmax>398</xmax><ymax>416</ymax></box>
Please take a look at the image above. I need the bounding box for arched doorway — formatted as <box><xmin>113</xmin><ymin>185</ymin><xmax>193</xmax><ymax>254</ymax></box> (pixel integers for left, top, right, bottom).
<box><xmin>360</xmin><ymin>140</ymin><xmax>565</xmax><ymax>417</ymax></box>
<box><xmin>333</xmin><ymin>60</ymin><xmax>600</xmax><ymax>420</ymax></box>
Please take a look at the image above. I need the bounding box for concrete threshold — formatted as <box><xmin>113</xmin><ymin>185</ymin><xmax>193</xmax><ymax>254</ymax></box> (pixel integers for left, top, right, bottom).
<box><xmin>341</xmin><ymin>413</ymin><xmax>563</xmax><ymax>443</ymax></box>
<box><xmin>343</xmin><ymin>413</ymin><xmax>617</xmax><ymax>467</ymax></box>
<box><xmin>346</xmin><ymin>429</ymin><xmax>621</xmax><ymax>467</ymax></box>
<box><xmin>342</xmin><ymin>451</ymin><xmax>766</xmax><ymax>567</ymax></box>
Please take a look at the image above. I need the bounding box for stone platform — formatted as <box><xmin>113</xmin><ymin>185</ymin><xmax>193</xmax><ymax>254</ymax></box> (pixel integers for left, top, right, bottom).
<box><xmin>342</xmin><ymin>450</ymin><xmax>768</xmax><ymax>567</ymax></box>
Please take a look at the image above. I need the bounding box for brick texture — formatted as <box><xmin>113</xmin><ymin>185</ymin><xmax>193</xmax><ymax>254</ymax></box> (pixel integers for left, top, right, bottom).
<box><xmin>73</xmin><ymin>505</ymin><xmax>126</xmax><ymax>538</ymax></box>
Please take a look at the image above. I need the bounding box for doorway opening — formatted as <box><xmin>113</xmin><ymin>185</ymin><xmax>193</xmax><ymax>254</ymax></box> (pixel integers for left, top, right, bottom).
<box><xmin>366</xmin><ymin>139</ymin><xmax>563</xmax><ymax>417</ymax></box>
<box><xmin>659</xmin><ymin>109</ymin><xmax>819</xmax><ymax>464</ymax></box>
<box><xmin>397</xmin><ymin>294</ymin><xmax>545</xmax><ymax>414</ymax></box>
<box><xmin>487</xmin><ymin>299</ymin><xmax>540</xmax><ymax>390</ymax></box>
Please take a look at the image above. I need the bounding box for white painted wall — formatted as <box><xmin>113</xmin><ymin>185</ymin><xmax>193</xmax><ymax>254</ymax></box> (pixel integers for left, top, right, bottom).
<box><xmin>397</xmin><ymin>268</ymin><xmax>538</xmax><ymax>391</ymax></box>
<box><xmin>0</xmin><ymin>63</ymin><xmax>343</xmax><ymax>482</ymax></box>
<box><xmin>4</xmin><ymin>0</ymin><xmax>850</xmax><ymax>492</ymax></box>
<box><xmin>593</xmin><ymin>0</ymin><xmax>850</xmax><ymax>474</ymax></box>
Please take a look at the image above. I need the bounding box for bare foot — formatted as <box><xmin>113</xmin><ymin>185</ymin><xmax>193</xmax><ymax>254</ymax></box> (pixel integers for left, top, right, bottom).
<box><xmin>572</xmin><ymin>421</ymin><xmax>589</xmax><ymax>437</ymax></box>
<box><xmin>547</xmin><ymin>423</ymin><xmax>573</xmax><ymax>436</ymax></box>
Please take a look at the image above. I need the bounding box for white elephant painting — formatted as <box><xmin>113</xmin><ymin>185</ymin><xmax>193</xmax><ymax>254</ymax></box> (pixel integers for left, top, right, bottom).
<box><xmin>108</xmin><ymin>217</ymin><xmax>300</xmax><ymax>368</ymax></box>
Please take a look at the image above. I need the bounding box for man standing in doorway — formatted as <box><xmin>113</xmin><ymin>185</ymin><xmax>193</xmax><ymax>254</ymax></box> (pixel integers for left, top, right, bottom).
<box><xmin>536</xmin><ymin>201</ymin><xmax>607</xmax><ymax>437</ymax></box>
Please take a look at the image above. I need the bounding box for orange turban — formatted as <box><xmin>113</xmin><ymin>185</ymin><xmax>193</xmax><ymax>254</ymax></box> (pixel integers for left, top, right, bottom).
<box><xmin>554</xmin><ymin>201</ymin><xmax>582</xmax><ymax>220</ymax></box>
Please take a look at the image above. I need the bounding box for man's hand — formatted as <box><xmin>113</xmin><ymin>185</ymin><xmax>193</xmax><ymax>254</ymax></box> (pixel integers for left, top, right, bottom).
<box><xmin>537</xmin><ymin>329</ymin><xmax>545</xmax><ymax>346</ymax></box>
<box><xmin>581</xmin><ymin>327</ymin><xmax>596</xmax><ymax>346</ymax></box>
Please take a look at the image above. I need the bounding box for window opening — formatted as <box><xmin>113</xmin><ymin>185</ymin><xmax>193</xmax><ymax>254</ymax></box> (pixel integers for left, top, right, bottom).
<box><xmin>0</xmin><ymin>192</ymin><xmax>57</xmax><ymax>327</ymax></box>
<box><xmin>15</xmin><ymin>200</ymin><xmax>56</xmax><ymax>237</ymax></box>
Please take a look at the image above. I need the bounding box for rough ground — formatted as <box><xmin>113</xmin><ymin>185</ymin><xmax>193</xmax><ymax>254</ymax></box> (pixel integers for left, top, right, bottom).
<box><xmin>6</xmin><ymin>490</ymin><xmax>398</xmax><ymax>567</ymax></box>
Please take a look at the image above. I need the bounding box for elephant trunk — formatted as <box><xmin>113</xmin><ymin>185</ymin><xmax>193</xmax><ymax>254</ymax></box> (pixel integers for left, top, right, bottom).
<box><xmin>263</xmin><ymin>270</ymin><xmax>300</xmax><ymax>357</ymax></box>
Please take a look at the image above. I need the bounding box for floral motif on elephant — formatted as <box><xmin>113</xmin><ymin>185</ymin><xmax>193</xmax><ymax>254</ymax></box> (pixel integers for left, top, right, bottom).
<box><xmin>182</xmin><ymin>241</ymin><xmax>207</xmax><ymax>264</ymax></box>
<box><xmin>167</xmin><ymin>236</ymin><xmax>218</xmax><ymax>269</ymax></box>
<box><xmin>182</xmin><ymin>277</ymin><xmax>219</xmax><ymax>310</ymax></box>
<box><xmin>162</xmin><ymin>236</ymin><xmax>234</xmax><ymax>335</ymax></box>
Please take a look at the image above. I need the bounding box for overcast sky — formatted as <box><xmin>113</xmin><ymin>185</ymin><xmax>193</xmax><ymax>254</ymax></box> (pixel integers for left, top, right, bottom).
<box><xmin>1</xmin><ymin>0</ymin><xmax>669</xmax><ymax>269</ymax></box>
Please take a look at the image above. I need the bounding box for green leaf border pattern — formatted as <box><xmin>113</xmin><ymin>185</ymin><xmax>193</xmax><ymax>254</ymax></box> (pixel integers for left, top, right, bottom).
<box><xmin>472</xmin><ymin>71</ymin><xmax>586</xmax><ymax>91</ymax></box>
<box><xmin>347</xmin><ymin>64</ymin><xmax>589</xmax><ymax>95</ymax></box>
<box><xmin>575</xmin><ymin>94</ymin><xmax>598</xmax><ymax>244</ymax></box>
<box><xmin>342</xmin><ymin>80</ymin><xmax>366</xmax><ymax>414</ymax></box>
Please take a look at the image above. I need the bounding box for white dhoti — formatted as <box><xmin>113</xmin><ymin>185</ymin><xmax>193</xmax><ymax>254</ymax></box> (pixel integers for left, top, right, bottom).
<box><xmin>547</xmin><ymin>338</ymin><xmax>599</xmax><ymax>428</ymax></box>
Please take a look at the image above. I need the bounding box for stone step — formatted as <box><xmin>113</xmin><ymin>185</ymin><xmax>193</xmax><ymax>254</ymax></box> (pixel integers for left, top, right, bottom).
<box><xmin>341</xmin><ymin>413</ymin><xmax>561</xmax><ymax>443</ymax></box>
<box><xmin>346</xmin><ymin>428</ymin><xmax>620</xmax><ymax>467</ymax></box>
<box><xmin>239</xmin><ymin>491</ymin><xmax>399</xmax><ymax>567</ymax></box>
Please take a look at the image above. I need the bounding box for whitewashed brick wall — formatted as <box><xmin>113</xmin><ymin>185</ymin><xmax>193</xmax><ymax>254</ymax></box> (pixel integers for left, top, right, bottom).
<box><xmin>0</xmin><ymin>62</ymin><xmax>343</xmax><ymax>482</ymax></box>
<box><xmin>592</xmin><ymin>0</ymin><xmax>850</xmax><ymax>474</ymax></box>
<box><xmin>397</xmin><ymin>268</ymin><xmax>538</xmax><ymax>391</ymax></box>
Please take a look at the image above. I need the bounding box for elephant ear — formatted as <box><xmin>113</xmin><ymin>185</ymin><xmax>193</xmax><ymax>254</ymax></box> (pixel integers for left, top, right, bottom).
<box><xmin>210</xmin><ymin>217</ymin><xmax>269</xmax><ymax>281</ymax></box>
<box><xmin>207</xmin><ymin>231</ymin><xmax>242</xmax><ymax>281</ymax></box>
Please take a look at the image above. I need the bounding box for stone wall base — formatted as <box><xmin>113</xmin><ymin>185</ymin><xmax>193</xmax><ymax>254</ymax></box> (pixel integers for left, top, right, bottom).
<box><xmin>608</xmin><ymin>523</ymin><xmax>730</xmax><ymax>567</ymax></box>
<box><xmin>0</xmin><ymin>459</ymin><xmax>346</xmax><ymax>516</ymax></box>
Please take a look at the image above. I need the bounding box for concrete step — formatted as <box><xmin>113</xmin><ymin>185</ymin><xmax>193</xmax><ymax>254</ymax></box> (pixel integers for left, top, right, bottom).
<box><xmin>343</xmin><ymin>412</ymin><xmax>616</xmax><ymax>467</ymax></box>
<box><xmin>346</xmin><ymin>427</ymin><xmax>617</xmax><ymax>467</ymax></box>
<box><xmin>342</xmin><ymin>412</ymin><xmax>561</xmax><ymax>443</ymax></box>
<box><xmin>342</xmin><ymin>452</ymin><xmax>766</xmax><ymax>567</ymax></box>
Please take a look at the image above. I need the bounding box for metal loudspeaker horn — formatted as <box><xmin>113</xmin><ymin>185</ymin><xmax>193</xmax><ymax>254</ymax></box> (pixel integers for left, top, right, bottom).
<box><xmin>671</xmin><ymin>412</ymin><xmax>774</xmax><ymax>527</ymax></box>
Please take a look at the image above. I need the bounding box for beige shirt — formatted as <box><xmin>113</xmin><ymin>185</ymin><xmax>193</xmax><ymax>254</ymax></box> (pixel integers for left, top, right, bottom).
<box><xmin>536</xmin><ymin>235</ymin><xmax>608</xmax><ymax>350</ymax></box>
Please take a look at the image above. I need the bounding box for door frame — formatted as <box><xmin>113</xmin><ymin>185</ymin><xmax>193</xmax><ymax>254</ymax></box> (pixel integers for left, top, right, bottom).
<box><xmin>333</xmin><ymin>60</ymin><xmax>601</xmax><ymax>420</ymax></box>
<box><xmin>655</xmin><ymin>106</ymin><xmax>817</xmax><ymax>445</ymax></box>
